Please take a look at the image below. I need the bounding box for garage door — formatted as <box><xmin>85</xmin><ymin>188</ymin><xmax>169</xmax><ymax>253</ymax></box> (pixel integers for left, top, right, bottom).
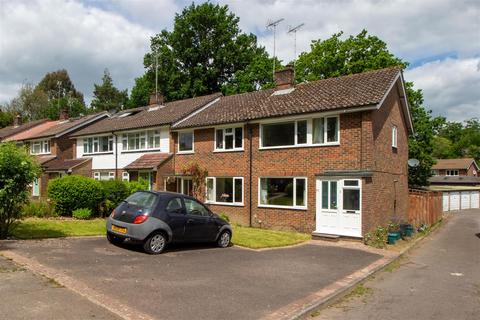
<box><xmin>443</xmin><ymin>193</ymin><xmax>450</xmax><ymax>212</ymax></box>
<box><xmin>461</xmin><ymin>192</ymin><xmax>471</xmax><ymax>210</ymax></box>
<box><xmin>470</xmin><ymin>191</ymin><xmax>479</xmax><ymax>209</ymax></box>
<box><xmin>450</xmin><ymin>192</ymin><xmax>460</xmax><ymax>211</ymax></box>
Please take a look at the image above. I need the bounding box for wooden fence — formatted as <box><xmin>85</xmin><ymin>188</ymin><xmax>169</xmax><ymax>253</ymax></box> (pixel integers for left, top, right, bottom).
<box><xmin>408</xmin><ymin>189</ymin><xmax>443</xmax><ymax>227</ymax></box>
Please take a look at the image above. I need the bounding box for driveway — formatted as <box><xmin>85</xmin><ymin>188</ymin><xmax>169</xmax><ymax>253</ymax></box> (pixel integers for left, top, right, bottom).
<box><xmin>1</xmin><ymin>238</ymin><xmax>383</xmax><ymax>320</ymax></box>
<box><xmin>313</xmin><ymin>209</ymin><xmax>480</xmax><ymax>320</ymax></box>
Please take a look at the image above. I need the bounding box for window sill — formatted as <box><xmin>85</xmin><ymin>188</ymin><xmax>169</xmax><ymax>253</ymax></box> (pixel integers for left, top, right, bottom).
<box><xmin>121</xmin><ymin>149</ymin><xmax>161</xmax><ymax>154</ymax></box>
<box><xmin>258</xmin><ymin>204</ymin><xmax>308</xmax><ymax>211</ymax></box>
<box><xmin>213</xmin><ymin>149</ymin><xmax>244</xmax><ymax>153</ymax></box>
<box><xmin>31</xmin><ymin>153</ymin><xmax>52</xmax><ymax>156</ymax></box>
<box><xmin>205</xmin><ymin>202</ymin><xmax>244</xmax><ymax>207</ymax></box>
<box><xmin>177</xmin><ymin>151</ymin><xmax>194</xmax><ymax>154</ymax></box>
<box><xmin>83</xmin><ymin>152</ymin><xmax>114</xmax><ymax>156</ymax></box>
<box><xmin>259</xmin><ymin>143</ymin><xmax>340</xmax><ymax>150</ymax></box>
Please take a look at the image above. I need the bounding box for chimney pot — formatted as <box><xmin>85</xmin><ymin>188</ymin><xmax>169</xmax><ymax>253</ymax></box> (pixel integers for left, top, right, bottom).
<box><xmin>13</xmin><ymin>114</ymin><xmax>21</xmax><ymax>127</ymax></box>
<box><xmin>149</xmin><ymin>92</ymin><xmax>164</xmax><ymax>105</ymax></box>
<box><xmin>274</xmin><ymin>65</ymin><xmax>295</xmax><ymax>90</ymax></box>
<box><xmin>59</xmin><ymin>109</ymin><xmax>69</xmax><ymax>121</ymax></box>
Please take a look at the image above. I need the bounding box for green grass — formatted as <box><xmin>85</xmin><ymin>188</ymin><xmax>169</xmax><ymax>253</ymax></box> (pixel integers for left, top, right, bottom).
<box><xmin>12</xmin><ymin>218</ymin><xmax>106</xmax><ymax>239</ymax></box>
<box><xmin>232</xmin><ymin>225</ymin><xmax>311</xmax><ymax>249</ymax></box>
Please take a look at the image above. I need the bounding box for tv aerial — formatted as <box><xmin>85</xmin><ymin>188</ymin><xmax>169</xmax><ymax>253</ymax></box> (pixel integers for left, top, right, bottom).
<box><xmin>287</xmin><ymin>23</ymin><xmax>305</xmax><ymax>65</ymax></box>
<box><xmin>266</xmin><ymin>18</ymin><xmax>285</xmax><ymax>81</ymax></box>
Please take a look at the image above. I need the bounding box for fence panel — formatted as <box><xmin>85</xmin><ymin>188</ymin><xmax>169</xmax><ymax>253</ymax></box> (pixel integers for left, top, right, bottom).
<box><xmin>408</xmin><ymin>189</ymin><xmax>443</xmax><ymax>227</ymax></box>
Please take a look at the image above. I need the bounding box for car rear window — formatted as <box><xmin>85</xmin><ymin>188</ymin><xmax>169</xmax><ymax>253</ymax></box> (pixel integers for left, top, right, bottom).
<box><xmin>125</xmin><ymin>192</ymin><xmax>158</xmax><ymax>210</ymax></box>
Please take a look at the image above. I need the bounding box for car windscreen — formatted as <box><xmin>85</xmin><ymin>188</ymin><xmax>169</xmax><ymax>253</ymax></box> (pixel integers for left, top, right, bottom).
<box><xmin>124</xmin><ymin>192</ymin><xmax>158</xmax><ymax>210</ymax></box>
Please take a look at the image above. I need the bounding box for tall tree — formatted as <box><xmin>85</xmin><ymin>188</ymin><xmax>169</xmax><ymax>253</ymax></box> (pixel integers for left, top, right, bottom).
<box><xmin>294</xmin><ymin>30</ymin><xmax>439</xmax><ymax>187</ymax></box>
<box><xmin>133</xmin><ymin>2</ymin><xmax>276</xmax><ymax>103</ymax></box>
<box><xmin>7</xmin><ymin>83</ymin><xmax>49</xmax><ymax>121</ymax></box>
<box><xmin>36</xmin><ymin>69</ymin><xmax>85</xmax><ymax>104</ymax></box>
<box><xmin>127</xmin><ymin>74</ymin><xmax>154</xmax><ymax>108</ymax></box>
<box><xmin>0</xmin><ymin>106</ymin><xmax>14</xmax><ymax>128</ymax></box>
<box><xmin>91</xmin><ymin>69</ymin><xmax>128</xmax><ymax>111</ymax></box>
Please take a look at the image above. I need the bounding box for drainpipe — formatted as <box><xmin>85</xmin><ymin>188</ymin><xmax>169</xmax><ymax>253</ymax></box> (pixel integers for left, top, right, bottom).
<box><xmin>248</xmin><ymin>124</ymin><xmax>253</xmax><ymax>227</ymax></box>
<box><xmin>112</xmin><ymin>132</ymin><xmax>118</xmax><ymax>179</ymax></box>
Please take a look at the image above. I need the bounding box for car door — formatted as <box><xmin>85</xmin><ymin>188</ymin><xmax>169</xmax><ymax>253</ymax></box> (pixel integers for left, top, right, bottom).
<box><xmin>183</xmin><ymin>197</ymin><xmax>216</xmax><ymax>242</ymax></box>
<box><xmin>164</xmin><ymin>197</ymin><xmax>187</xmax><ymax>242</ymax></box>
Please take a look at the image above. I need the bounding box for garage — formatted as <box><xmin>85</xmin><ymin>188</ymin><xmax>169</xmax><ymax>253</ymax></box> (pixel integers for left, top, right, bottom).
<box><xmin>443</xmin><ymin>193</ymin><xmax>449</xmax><ymax>211</ymax></box>
<box><xmin>449</xmin><ymin>192</ymin><xmax>460</xmax><ymax>211</ymax></box>
<box><xmin>461</xmin><ymin>192</ymin><xmax>471</xmax><ymax>210</ymax></box>
<box><xmin>470</xmin><ymin>191</ymin><xmax>480</xmax><ymax>209</ymax></box>
<box><xmin>442</xmin><ymin>190</ymin><xmax>480</xmax><ymax>212</ymax></box>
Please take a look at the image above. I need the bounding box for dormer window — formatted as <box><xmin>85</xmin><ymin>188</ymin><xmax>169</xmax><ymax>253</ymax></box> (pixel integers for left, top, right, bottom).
<box><xmin>30</xmin><ymin>139</ymin><xmax>51</xmax><ymax>155</ymax></box>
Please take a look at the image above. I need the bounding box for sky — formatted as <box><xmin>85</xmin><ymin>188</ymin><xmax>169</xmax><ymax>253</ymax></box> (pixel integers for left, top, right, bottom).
<box><xmin>0</xmin><ymin>0</ymin><xmax>479</xmax><ymax>121</ymax></box>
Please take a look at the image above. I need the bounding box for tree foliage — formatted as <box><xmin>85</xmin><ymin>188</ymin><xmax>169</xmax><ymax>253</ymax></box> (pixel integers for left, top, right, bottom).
<box><xmin>0</xmin><ymin>107</ymin><xmax>15</xmax><ymax>128</ymax></box>
<box><xmin>7</xmin><ymin>83</ymin><xmax>49</xmax><ymax>121</ymax></box>
<box><xmin>434</xmin><ymin>118</ymin><xmax>480</xmax><ymax>162</ymax></box>
<box><xmin>132</xmin><ymin>2</ymin><xmax>275</xmax><ymax>103</ymax></box>
<box><xmin>0</xmin><ymin>142</ymin><xmax>41</xmax><ymax>238</ymax></box>
<box><xmin>127</xmin><ymin>74</ymin><xmax>154</xmax><ymax>108</ymax></box>
<box><xmin>36</xmin><ymin>69</ymin><xmax>84</xmax><ymax>104</ymax></box>
<box><xmin>91</xmin><ymin>69</ymin><xmax>128</xmax><ymax>111</ymax></box>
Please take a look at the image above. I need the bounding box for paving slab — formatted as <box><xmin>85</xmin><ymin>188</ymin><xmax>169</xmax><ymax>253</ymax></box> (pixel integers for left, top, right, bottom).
<box><xmin>1</xmin><ymin>238</ymin><xmax>382</xmax><ymax>320</ymax></box>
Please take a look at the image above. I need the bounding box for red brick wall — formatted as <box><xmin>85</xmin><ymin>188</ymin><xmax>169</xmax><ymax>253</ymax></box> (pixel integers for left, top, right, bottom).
<box><xmin>54</xmin><ymin>137</ymin><xmax>74</xmax><ymax>160</ymax></box>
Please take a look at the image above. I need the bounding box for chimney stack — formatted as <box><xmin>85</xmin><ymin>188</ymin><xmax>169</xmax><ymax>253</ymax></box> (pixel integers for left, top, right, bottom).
<box><xmin>149</xmin><ymin>92</ymin><xmax>164</xmax><ymax>106</ymax></box>
<box><xmin>13</xmin><ymin>114</ymin><xmax>21</xmax><ymax>127</ymax></box>
<box><xmin>59</xmin><ymin>109</ymin><xmax>69</xmax><ymax>121</ymax></box>
<box><xmin>274</xmin><ymin>65</ymin><xmax>295</xmax><ymax>90</ymax></box>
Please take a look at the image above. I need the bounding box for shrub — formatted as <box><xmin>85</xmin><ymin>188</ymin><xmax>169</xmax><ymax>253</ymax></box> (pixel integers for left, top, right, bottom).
<box><xmin>364</xmin><ymin>226</ymin><xmax>388</xmax><ymax>249</ymax></box>
<box><xmin>125</xmin><ymin>178</ymin><xmax>149</xmax><ymax>194</ymax></box>
<box><xmin>219</xmin><ymin>213</ymin><xmax>230</xmax><ymax>222</ymax></box>
<box><xmin>0</xmin><ymin>142</ymin><xmax>41</xmax><ymax>238</ymax></box>
<box><xmin>72</xmin><ymin>208</ymin><xmax>93</xmax><ymax>220</ymax></box>
<box><xmin>100</xmin><ymin>180</ymin><xmax>130</xmax><ymax>215</ymax></box>
<box><xmin>48</xmin><ymin>175</ymin><xmax>104</xmax><ymax>216</ymax></box>
<box><xmin>22</xmin><ymin>200</ymin><xmax>57</xmax><ymax>218</ymax></box>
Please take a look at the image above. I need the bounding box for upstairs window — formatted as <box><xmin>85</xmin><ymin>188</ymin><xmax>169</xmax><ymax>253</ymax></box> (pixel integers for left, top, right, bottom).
<box><xmin>392</xmin><ymin>125</ymin><xmax>398</xmax><ymax>148</ymax></box>
<box><xmin>215</xmin><ymin>127</ymin><xmax>243</xmax><ymax>151</ymax></box>
<box><xmin>121</xmin><ymin>130</ymin><xmax>161</xmax><ymax>152</ymax></box>
<box><xmin>312</xmin><ymin>117</ymin><xmax>339</xmax><ymax>144</ymax></box>
<box><xmin>83</xmin><ymin>136</ymin><xmax>113</xmax><ymax>154</ymax></box>
<box><xmin>178</xmin><ymin>131</ymin><xmax>194</xmax><ymax>153</ymax></box>
<box><xmin>31</xmin><ymin>139</ymin><xmax>51</xmax><ymax>155</ymax></box>
<box><xmin>446</xmin><ymin>170</ymin><xmax>459</xmax><ymax>176</ymax></box>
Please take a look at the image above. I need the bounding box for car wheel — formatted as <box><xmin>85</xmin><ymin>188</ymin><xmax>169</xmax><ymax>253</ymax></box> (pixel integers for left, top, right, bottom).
<box><xmin>217</xmin><ymin>231</ymin><xmax>231</xmax><ymax>248</ymax></box>
<box><xmin>107</xmin><ymin>232</ymin><xmax>123</xmax><ymax>245</ymax></box>
<box><xmin>143</xmin><ymin>232</ymin><xmax>166</xmax><ymax>254</ymax></box>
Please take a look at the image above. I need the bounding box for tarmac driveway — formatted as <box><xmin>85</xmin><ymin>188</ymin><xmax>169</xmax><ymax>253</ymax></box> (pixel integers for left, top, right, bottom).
<box><xmin>1</xmin><ymin>238</ymin><xmax>382</xmax><ymax>320</ymax></box>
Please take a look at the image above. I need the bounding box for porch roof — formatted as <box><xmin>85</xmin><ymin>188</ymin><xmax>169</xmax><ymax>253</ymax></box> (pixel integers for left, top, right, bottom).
<box><xmin>124</xmin><ymin>153</ymin><xmax>172</xmax><ymax>170</ymax></box>
<box><xmin>43</xmin><ymin>158</ymin><xmax>91</xmax><ymax>172</ymax></box>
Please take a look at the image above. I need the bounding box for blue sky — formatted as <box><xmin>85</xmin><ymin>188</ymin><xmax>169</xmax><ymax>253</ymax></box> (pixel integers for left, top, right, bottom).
<box><xmin>0</xmin><ymin>0</ymin><xmax>479</xmax><ymax>121</ymax></box>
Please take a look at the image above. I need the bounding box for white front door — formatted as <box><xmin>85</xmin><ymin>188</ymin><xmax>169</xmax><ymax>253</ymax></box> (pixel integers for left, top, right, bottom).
<box><xmin>32</xmin><ymin>178</ymin><xmax>40</xmax><ymax>197</ymax></box>
<box><xmin>315</xmin><ymin>178</ymin><xmax>362</xmax><ymax>237</ymax></box>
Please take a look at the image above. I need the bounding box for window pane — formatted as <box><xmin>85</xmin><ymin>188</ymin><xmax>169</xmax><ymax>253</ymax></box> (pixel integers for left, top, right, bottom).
<box><xmin>125</xmin><ymin>192</ymin><xmax>157</xmax><ymax>210</ymax></box>
<box><xmin>260</xmin><ymin>178</ymin><xmax>294</xmax><ymax>206</ymax></box>
<box><xmin>154</xmin><ymin>136</ymin><xmax>160</xmax><ymax>148</ymax></box>
<box><xmin>206</xmin><ymin>178</ymin><xmax>215</xmax><ymax>201</ymax></box>
<box><xmin>344</xmin><ymin>180</ymin><xmax>359</xmax><ymax>186</ymax></box>
<box><xmin>166</xmin><ymin>198</ymin><xmax>183</xmax><ymax>213</ymax></box>
<box><xmin>262</xmin><ymin>122</ymin><xmax>295</xmax><ymax>147</ymax></box>
<box><xmin>235</xmin><ymin>127</ymin><xmax>243</xmax><ymax>148</ymax></box>
<box><xmin>327</xmin><ymin>117</ymin><xmax>338</xmax><ymax>142</ymax></box>
<box><xmin>216</xmin><ymin>130</ymin><xmax>223</xmax><ymax>149</ymax></box>
<box><xmin>216</xmin><ymin>178</ymin><xmax>233</xmax><ymax>203</ymax></box>
<box><xmin>297</xmin><ymin>121</ymin><xmax>307</xmax><ymax>144</ymax></box>
<box><xmin>128</xmin><ymin>134</ymin><xmax>135</xmax><ymax>150</ymax></box>
<box><xmin>322</xmin><ymin>181</ymin><xmax>329</xmax><ymax>209</ymax></box>
<box><xmin>101</xmin><ymin>137</ymin><xmax>109</xmax><ymax>152</ymax></box>
<box><xmin>184</xmin><ymin>198</ymin><xmax>209</xmax><ymax>216</ymax></box>
<box><xmin>295</xmin><ymin>178</ymin><xmax>306</xmax><ymax>206</ymax></box>
<box><xmin>225</xmin><ymin>134</ymin><xmax>234</xmax><ymax>149</ymax></box>
<box><xmin>313</xmin><ymin>118</ymin><xmax>325</xmax><ymax>144</ymax></box>
<box><xmin>234</xmin><ymin>178</ymin><xmax>242</xmax><ymax>203</ymax></box>
<box><xmin>179</xmin><ymin>132</ymin><xmax>193</xmax><ymax>151</ymax></box>
<box><xmin>343</xmin><ymin>189</ymin><xmax>360</xmax><ymax>211</ymax></box>
<box><xmin>330</xmin><ymin>181</ymin><xmax>337</xmax><ymax>209</ymax></box>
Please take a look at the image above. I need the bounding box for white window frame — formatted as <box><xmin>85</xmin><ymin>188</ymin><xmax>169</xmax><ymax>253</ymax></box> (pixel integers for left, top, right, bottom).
<box><xmin>93</xmin><ymin>172</ymin><xmax>115</xmax><ymax>181</ymax></box>
<box><xmin>30</xmin><ymin>139</ymin><xmax>51</xmax><ymax>155</ymax></box>
<box><xmin>259</xmin><ymin>116</ymin><xmax>340</xmax><ymax>150</ymax></box>
<box><xmin>205</xmin><ymin>177</ymin><xmax>244</xmax><ymax>206</ymax></box>
<box><xmin>122</xmin><ymin>172</ymin><xmax>130</xmax><ymax>182</ymax></box>
<box><xmin>176</xmin><ymin>177</ymin><xmax>193</xmax><ymax>195</ymax></box>
<box><xmin>83</xmin><ymin>135</ymin><xmax>114</xmax><ymax>155</ymax></box>
<box><xmin>258</xmin><ymin>177</ymin><xmax>308</xmax><ymax>210</ymax></box>
<box><xmin>214</xmin><ymin>126</ymin><xmax>244</xmax><ymax>152</ymax></box>
<box><xmin>446</xmin><ymin>170</ymin><xmax>459</xmax><ymax>176</ymax></box>
<box><xmin>392</xmin><ymin>125</ymin><xmax>398</xmax><ymax>148</ymax></box>
<box><xmin>178</xmin><ymin>130</ymin><xmax>194</xmax><ymax>154</ymax></box>
<box><xmin>121</xmin><ymin>129</ymin><xmax>161</xmax><ymax>153</ymax></box>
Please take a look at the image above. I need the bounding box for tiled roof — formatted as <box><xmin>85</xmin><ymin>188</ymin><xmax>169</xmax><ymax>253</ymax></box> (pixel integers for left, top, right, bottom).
<box><xmin>173</xmin><ymin>67</ymin><xmax>402</xmax><ymax>129</ymax></box>
<box><xmin>0</xmin><ymin>119</ymin><xmax>48</xmax><ymax>140</ymax></box>
<box><xmin>124</xmin><ymin>153</ymin><xmax>172</xmax><ymax>170</ymax></box>
<box><xmin>429</xmin><ymin>175</ymin><xmax>480</xmax><ymax>185</ymax></box>
<box><xmin>32</xmin><ymin>112</ymin><xmax>107</xmax><ymax>139</ymax></box>
<box><xmin>6</xmin><ymin>121</ymin><xmax>60</xmax><ymax>141</ymax></box>
<box><xmin>43</xmin><ymin>158</ymin><xmax>91</xmax><ymax>171</ymax></box>
<box><xmin>71</xmin><ymin>93</ymin><xmax>221</xmax><ymax>137</ymax></box>
<box><xmin>432</xmin><ymin>158</ymin><xmax>478</xmax><ymax>170</ymax></box>
<box><xmin>35</xmin><ymin>155</ymin><xmax>56</xmax><ymax>165</ymax></box>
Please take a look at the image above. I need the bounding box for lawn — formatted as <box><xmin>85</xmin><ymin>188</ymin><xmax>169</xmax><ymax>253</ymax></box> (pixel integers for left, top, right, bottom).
<box><xmin>11</xmin><ymin>218</ymin><xmax>311</xmax><ymax>249</ymax></box>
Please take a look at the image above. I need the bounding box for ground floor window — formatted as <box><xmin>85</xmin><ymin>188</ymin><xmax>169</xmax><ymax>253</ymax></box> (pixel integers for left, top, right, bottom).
<box><xmin>170</xmin><ymin>177</ymin><xmax>193</xmax><ymax>196</ymax></box>
<box><xmin>122</xmin><ymin>172</ymin><xmax>130</xmax><ymax>182</ymax></box>
<box><xmin>259</xmin><ymin>177</ymin><xmax>307</xmax><ymax>209</ymax></box>
<box><xmin>93</xmin><ymin>172</ymin><xmax>115</xmax><ymax>181</ymax></box>
<box><xmin>206</xmin><ymin>177</ymin><xmax>243</xmax><ymax>205</ymax></box>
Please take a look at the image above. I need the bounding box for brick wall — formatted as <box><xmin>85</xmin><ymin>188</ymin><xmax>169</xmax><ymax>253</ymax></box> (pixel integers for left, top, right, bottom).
<box><xmin>54</xmin><ymin>137</ymin><xmax>74</xmax><ymax>160</ymax></box>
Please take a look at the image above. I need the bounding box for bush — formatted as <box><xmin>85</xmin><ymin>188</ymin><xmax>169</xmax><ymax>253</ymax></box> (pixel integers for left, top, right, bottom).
<box><xmin>364</xmin><ymin>226</ymin><xmax>388</xmax><ymax>249</ymax></box>
<box><xmin>219</xmin><ymin>213</ymin><xmax>230</xmax><ymax>222</ymax></box>
<box><xmin>72</xmin><ymin>208</ymin><xmax>93</xmax><ymax>220</ymax></box>
<box><xmin>125</xmin><ymin>178</ymin><xmax>149</xmax><ymax>194</ymax></box>
<box><xmin>48</xmin><ymin>175</ymin><xmax>104</xmax><ymax>216</ymax></box>
<box><xmin>100</xmin><ymin>180</ymin><xmax>130</xmax><ymax>214</ymax></box>
<box><xmin>22</xmin><ymin>200</ymin><xmax>57</xmax><ymax>218</ymax></box>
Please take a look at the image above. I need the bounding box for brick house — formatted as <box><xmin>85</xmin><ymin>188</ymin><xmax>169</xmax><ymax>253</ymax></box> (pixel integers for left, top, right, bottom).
<box><xmin>0</xmin><ymin>116</ymin><xmax>48</xmax><ymax>142</ymax></box>
<box><xmin>430</xmin><ymin>158</ymin><xmax>480</xmax><ymax>186</ymax></box>
<box><xmin>69</xmin><ymin>93</ymin><xmax>221</xmax><ymax>190</ymax></box>
<box><xmin>5</xmin><ymin>112</ymin><xmax>108</xmax><ymax>197</ymax></box>
<box><xmin>166</xmin><ymin>67</ymin><xmax>413</xmax><ymax>237</ymax></box>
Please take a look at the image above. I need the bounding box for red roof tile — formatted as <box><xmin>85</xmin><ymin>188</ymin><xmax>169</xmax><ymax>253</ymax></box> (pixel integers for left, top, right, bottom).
<box><xmin>43</xmin><ymin>158</ymin><xmax>91</xmax><ymax>171</ymax></box>
<box><xmin>124</xmin><ymin>153</ymin><xmax>172</xmax><ymax>170</ymax></box>
<box><xmin>432</xmin><ymin>158</ymin><xmax>478</xmax><ymax>170</ymax></box>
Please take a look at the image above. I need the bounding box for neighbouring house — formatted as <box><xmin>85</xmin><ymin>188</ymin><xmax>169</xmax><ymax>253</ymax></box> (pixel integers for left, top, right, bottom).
<box><xmin>430</xmin><ymin>158</ymin><xmax>480</xmax><ymax>186</ymax></box>
<box><xmin>0</xmin><ymin>116</ymin><xmax>48</xmax><ymax>142</ymax></box>
<box><xmin>69</xmin><ymin>93</ymin><xmax>221</xmax><ymax>190</ymax></box>
<box><xmin>166</xmin><ymin>66</ymin><xmax>413</xmax><ymax>238</ymax></box>
<box><xmin>5</xmin><ymin>111</ymin><xmax>108</xmax><ymax>197</ymax></box>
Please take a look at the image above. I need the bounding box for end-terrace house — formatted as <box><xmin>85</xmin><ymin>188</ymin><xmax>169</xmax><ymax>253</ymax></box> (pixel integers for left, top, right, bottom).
<box><xmin>5</xmin><ymin>111</ymin><xmax>108</xmax><ymax>197</ymax></box>
<box><xmin>70</xmin><ymin>93</ymin><xmax>221</xmax><ymax>190</ymax></box>
<box><xmin>0</xmin><ymin>116</ymin><xmax>48</xmax><ymax>142</ymax></box>
<box><xmin>169</xmin><ymin>67</ymin><xmax>413</xmax><ymax>238</ymax></box>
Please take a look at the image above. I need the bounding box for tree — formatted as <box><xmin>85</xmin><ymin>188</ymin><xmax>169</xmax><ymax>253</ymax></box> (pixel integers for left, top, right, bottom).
<box><xmin>0</xmin><ymin>107</ymin><xmax>14</xmax><ymax>128</ymax></box>
<box><xmin>433</xmin><ymin>118</ymin><xmax>480</xmax><ymax>162</ymax></box>
<box><xmin>133</xmin><ymin>2</ymin><xmax>276</xmax><ymax>102</ymax></box>
<box><xmin>8</xmin><ymin>83</ymin><xmax>49</xmax><ymax>121</ymax></box>
<box><xmin>91</xmin><ymin>69</ymin><xmax>128</xmax><ymax>111</ymax></box>
<box><xmin>127</xmin><ymin>74</ymin><xmax>154</xmax><ymax>108</ymax></box>
<box><xmin>36</xmin><ymin>69</ymin><xmax>85</xmax><ymax>104</ymax></box>
<box><xmin>294</xmin><ymin>30</ymin><xmax>439</xmax><ymax>186</ymax></box>
<box><xmin>0</xmin><ymin>142</ymin><xmax>41</xmax><ymax>238</ymax></box>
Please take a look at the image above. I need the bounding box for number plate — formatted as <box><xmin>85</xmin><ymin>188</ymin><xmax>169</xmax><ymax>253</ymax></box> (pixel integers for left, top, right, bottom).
<box><xmin>111</xmin><ymin>225</ymin><xmax>127</xmax><ymax>234</ymax></box>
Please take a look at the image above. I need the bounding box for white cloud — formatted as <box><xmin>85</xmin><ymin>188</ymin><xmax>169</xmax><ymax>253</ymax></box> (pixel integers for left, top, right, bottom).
<box><xmin>405</xmin><ymin>58</ymin><xmax>480</xmax><ymax>121</ymax></box>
